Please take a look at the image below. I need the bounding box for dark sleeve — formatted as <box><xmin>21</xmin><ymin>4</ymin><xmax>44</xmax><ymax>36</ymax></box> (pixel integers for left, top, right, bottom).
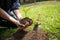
<box><xmin>11</xmin><ymin>0</ymin><xmax>20</xmax><ymax>10</ymax></box>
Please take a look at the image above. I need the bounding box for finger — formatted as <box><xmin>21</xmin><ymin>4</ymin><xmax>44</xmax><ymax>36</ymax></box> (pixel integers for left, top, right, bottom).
<box><xmin>25</xmin><ymin>21</ymin><xmax>29</xmax><ymax>26</ymax></box>
<box><xmin>19</xmin><ymin>26</ymin><xmax>26</xmax><ymax>30</ymax></box>
<box><xmin>19</xmin><ymin>23</ymin><xmax>25</xmax><ymax>27</ymax></box>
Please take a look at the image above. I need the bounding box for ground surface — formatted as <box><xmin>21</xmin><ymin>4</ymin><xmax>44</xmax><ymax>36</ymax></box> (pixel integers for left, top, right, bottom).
<box><xmin>6</xmin><ymin>29</ymin><xmax>47</xmax><ymax>40</ymax></box>
<box><xmin>0</xmin><ymin>1</ymin><xmax>60</xmax><ymax>40</ymax></box>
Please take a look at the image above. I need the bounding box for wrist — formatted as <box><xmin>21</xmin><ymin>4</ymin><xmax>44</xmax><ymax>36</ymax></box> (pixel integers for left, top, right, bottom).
<box><xmin>9</xmin><ymin>16</ymin><xmax>18</xmax><ymax>25</ymax></box>
<box><xmin>17</xmin><ymin>14</ymin><xmax>23</xmax><ymax>20</ymax></box>
<box><xmin>14</xmin><ymin>20</ymin><xmax>19</xmax><ymax>25</ymax></box>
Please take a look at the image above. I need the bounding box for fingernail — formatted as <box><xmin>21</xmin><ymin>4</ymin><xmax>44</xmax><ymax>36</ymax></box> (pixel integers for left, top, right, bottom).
<box><xmin>23</xmin><ymin>25</ymin><xmax>25</xmax><ymax>27</ymax></box>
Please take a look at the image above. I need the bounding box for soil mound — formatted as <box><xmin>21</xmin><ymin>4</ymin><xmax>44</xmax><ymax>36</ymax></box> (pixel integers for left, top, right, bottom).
<box><xmin>6</xmin><ymin>29</ymin><xmax>47</xmax><ymax>40</ymax></box>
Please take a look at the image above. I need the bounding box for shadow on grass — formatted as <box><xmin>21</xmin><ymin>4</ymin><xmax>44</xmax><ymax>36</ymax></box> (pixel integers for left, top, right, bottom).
<box><xmin>6</xmin><ymin>30</ymin><xmax>28</xmax><ymax>40</ymax></box>
<box><xmin>0</xmin><ymin>27</ymin><xmax>17</xmax><ymax>40</ymax></box>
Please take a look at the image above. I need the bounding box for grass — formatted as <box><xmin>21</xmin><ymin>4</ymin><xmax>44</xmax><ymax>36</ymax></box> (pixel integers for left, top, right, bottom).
<box><xmin>20</xmin><ymin>1</ymin><xmax>60</xmax><ymax>40</ymax></box>
<box><xmin>0</xmin><ymin>1</ymin><xmax>60</xmax><ymax>40</ymax></box>
<box><xmin>0</xmin><ymin>28</ymin><xmax>18</xmax><ymax>40</ymax></box>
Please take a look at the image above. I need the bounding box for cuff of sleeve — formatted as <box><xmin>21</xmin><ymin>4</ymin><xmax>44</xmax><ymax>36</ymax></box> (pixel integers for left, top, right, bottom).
<box><xmin>12</xmin><ymin>3</ymin><xmax>20</xmax><ymax>10</ymax></box>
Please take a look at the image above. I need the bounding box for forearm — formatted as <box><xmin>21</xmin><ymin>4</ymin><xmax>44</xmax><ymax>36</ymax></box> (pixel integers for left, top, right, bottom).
<box><xmin>13</xmin><ymin>9</ymin><xmax>23</xmax><ymax>20</ymax></box>
<box><xmin>0</xmin><ymin>8</ymin><xmax>18</xmax><ymax>24</ymax></box>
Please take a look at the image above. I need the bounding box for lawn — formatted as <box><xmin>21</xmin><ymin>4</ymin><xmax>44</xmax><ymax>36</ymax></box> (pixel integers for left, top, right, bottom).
<box><xmin>20</xmin><ymin>1</ymin><xmax>60</xmax><ymax>32</ymax></box>
<box><xmin>20</xmin><ymin>1</ymin><xmax>60</xmax><ymax>40</ymax></box>
<box><xmin>0</xmin><ymin>1</ymin><xmax>60</xmax><ymax>40</ymax></box>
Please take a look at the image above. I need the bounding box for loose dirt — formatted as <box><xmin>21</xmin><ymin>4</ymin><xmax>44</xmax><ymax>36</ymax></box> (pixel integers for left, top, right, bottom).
<box><xmin>6</xmin><ymin>29</ymin><xmax>47</xmax><ymax>40</ymax></box>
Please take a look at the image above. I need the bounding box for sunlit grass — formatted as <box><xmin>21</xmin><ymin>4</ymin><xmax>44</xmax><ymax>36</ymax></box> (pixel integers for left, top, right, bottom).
<box><xmin>0</xmin><ymin>1</ymin><xmax>60</xmax><ymax>40</ymax></box>
<box><xmin>20</xmin><ymin>2</ymin><xmax>60</xmax><ymax>33</ymax></box>
<box><xmin>20</xmin><ymin>1</ymin><xmax>60</xmax><ymax>40</ymax></box>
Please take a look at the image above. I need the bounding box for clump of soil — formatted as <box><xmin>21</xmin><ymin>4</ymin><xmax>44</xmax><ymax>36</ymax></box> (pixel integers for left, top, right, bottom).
<box><xmin>6</xmin><ymin>29</ymin><xmax>47</xmax><ymax>40</ymax></box>
<box><xmin>20</xmin><ymin>17</ymin><xmax>33</xmax><ymax>26</ymax></box>
<box><xmin>19</xmin><ymin>17</ymin><xmax>33</xmax><ymax>30</ymax></box>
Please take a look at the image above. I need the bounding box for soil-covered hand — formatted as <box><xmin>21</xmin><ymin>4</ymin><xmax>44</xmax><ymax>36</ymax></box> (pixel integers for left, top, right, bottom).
<box><xmin>15</xmin><ymin>21</ymin><xmax>25</xmax><ymax>28</ymax></box>
<box><xmin>19</xmin><ymin>17</ymin><xmax>33</xmax><ymax>30</ymax></box>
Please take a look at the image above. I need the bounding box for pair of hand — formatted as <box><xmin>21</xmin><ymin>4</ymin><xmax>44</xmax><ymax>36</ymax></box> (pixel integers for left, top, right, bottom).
<box><xmin>15</xmin><ymin>17</ymin><xmax>33</xmax><ymax>30</ymax></box>
<box><xmin>15</xmin><ymin>20</ymin><xmax>29</xmax><ymax>30</ymax></box>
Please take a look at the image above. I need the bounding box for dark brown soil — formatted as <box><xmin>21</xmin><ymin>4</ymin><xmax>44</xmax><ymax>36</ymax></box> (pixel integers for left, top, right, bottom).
<box><xmin>6</xmin><ymin>29</ymin><xmax>47</xmax><ymax>40</ymax></box>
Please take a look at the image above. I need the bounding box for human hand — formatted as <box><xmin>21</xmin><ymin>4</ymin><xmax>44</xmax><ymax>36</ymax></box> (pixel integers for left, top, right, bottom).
<box><xmin>15</xmin><ymin>21</ymin><xmax>30</xmax><ymax>30</ymax></box>
<box><xmin>15</xmin><ymin>17</ymin><xmax>33</xmax><ymax>30</ymax></box>
<box><xmin>19</xmin><ymin>17</ymin><xmax>33</xmax><ymax>30</ymax></box>
<box><xmin>15</xmin><ymin>21</ymin><xmax>25</xmax><ymax>30</ymax></box>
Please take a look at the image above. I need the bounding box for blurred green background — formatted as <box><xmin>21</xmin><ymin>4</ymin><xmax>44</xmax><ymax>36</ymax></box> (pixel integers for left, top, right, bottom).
<box><xmin>0</xmin><ymin>1</ymin><xmax>60</xmax><ymax>40</ymax></box>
